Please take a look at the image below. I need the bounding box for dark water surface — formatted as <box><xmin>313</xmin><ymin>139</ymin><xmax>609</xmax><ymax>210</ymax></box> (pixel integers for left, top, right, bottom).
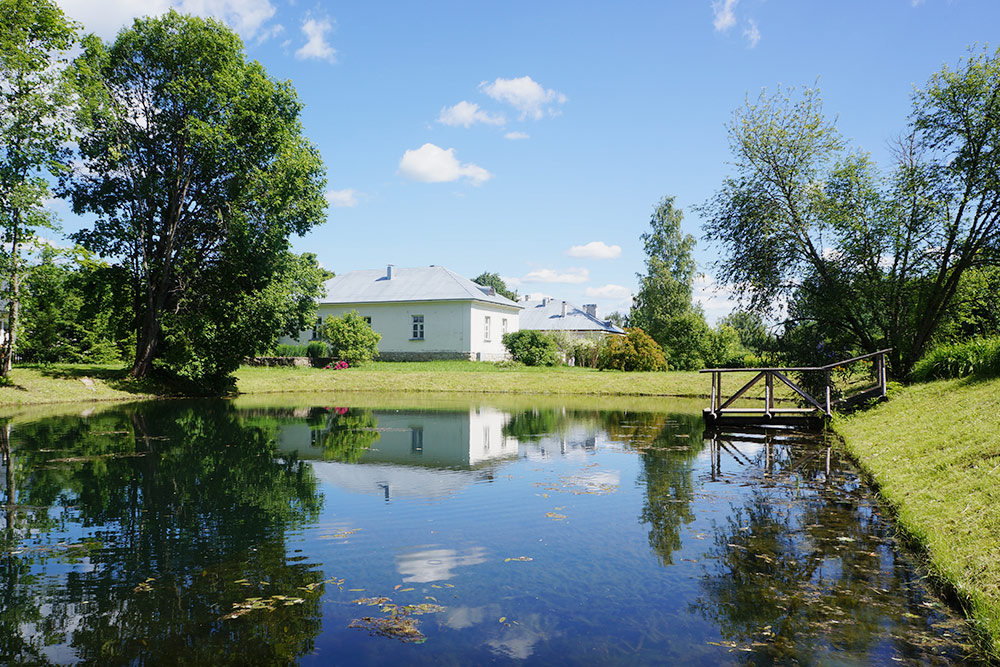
<box><xmin>0</xmin><ymin>394</ymin><xmax>981</xmax><ymax>664</ymax></box>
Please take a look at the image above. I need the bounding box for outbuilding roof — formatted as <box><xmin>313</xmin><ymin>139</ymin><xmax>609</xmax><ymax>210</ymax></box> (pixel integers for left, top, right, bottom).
<box><xmin>518</xmin><ymin>298</ymin><xmax>625</xmax><ymax>335</ymax></box>
<box><xmin>319</xmin><ymin>265</ymin><xmax>521</xmax><ymax>308</ymax></box>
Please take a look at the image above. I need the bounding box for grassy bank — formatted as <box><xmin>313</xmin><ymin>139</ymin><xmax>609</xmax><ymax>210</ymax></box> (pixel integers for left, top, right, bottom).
<box><xmin>0</xmin><ymin>361</ymin><xmax>718</xmax><ymax>407</ymax></box>
<box><xmin>835</xmin><ymin>376</ymin><xmax>1000</xmax><ymax>658</ymax></box>
<box><xmin>234</xmin><ymin>361</ymin><xmax>710</xmax><ymax>397</ymax></box>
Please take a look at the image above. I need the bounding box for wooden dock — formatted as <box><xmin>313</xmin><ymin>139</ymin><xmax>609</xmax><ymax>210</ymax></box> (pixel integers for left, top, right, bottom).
<box><xmin>701</xmin><ymin>349</ymin><xmax>891</xmax><ymax>429</ymax></box>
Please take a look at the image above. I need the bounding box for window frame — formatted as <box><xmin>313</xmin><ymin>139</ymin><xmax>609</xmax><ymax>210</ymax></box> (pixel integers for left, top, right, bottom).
<box><xmin>411</xmin><ymin>314</ymin><xmax>425</xmax><ymax>340</ymax></box>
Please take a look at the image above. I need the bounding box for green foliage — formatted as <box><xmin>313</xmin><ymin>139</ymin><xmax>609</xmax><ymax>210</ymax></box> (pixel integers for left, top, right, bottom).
<box><xmin>630</xmin><ymin>196</ymin><xmax>709</xmax><ymax>370</ymax></box>
<box><xmin>320</xmin><ymin>311</ymin><xmax>381</xmax><ymax>365</ymax></box>
<box><xmin>718</xmin><ymin>310</ymin><xmax>775</xmax><ymax>356</ymax></box>
<box><xmin>0</xmin><ymin>0</ymin><xmax>78</xmax><ymax>374</ymax></box>
<box><xmin>702</xmin><ymin>49</ymin><xmax>1000</xmax><ymax>377</ymax></box>
<box><xmin>502</xmin><ymin>330</ymin><xmax>560</xmax><ymax>367</ymax></box>
<box><xmin>702</xmin><ymin>325</ymin><xmax>744</xmax><ymax>368</ymax></box>
<box><xmin>313</xmin><ymin>408</ymin><xmax>380</xmax><ymax>463</ymax></box>
<box><xmin>910</xmin><ymin>337</ymin><xmax>1000</xmax><ymax>382</ymax></box>
<box><xmin>19</xmin><ymin>247</ymin><xmax>125</xmax><ymax>363</ymax></box>
<box><xmin>596</xmin><ymin>328</ymin><xmax>668</xmax><ymax>372</ymax></box>
<box><xmin>68</xmin><ymin>11</ymin><xmax>327</xmax><ymax>387</ymax></box>
<box><xmin>472</xmin><ymin>272</ymin><xmax>518</xmax><ymax>301</ymax></box>
<box><xmin>273</xmin><ymin>341</ymin><xmax>328</xmax><ymax>358</ymax></box>
<box><xmin>569</xmin><ymin>338</ymin><xmax>601</xmax><ymax>368</ymax></box>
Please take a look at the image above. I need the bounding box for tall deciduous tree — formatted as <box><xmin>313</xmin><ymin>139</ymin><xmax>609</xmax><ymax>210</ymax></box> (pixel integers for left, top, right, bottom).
<box><xmin>473</xmin><ymin>272</ymin><xmax>518</xmax><ymax>301</ymax></box>
<box><xmin>0</xmin><ymin>0</ymin><xmax>77</xmax><ymax>375</ymax></box>
<box><xmin>702</xmin><ymin>48</ymin><xmax>1000</xmax><ymax>375</ymax></box>
<box><xmin>68</xmin><ymin>11</ymin><xmax>327</xmax><ymax>385</ymax></box>
<box><xmin>630</xmin><ymin>196</ymin><xmax>710</xmax><ymax>369</ymax></box>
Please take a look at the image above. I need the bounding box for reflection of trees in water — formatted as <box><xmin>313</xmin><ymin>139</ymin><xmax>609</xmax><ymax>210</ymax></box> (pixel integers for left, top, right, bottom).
<box><xmin>0</xmin><ymin>401</ymin><xmax>326</xmax><ymax>665</ymax></box>
<box><xmin>603</xmin><ymin>411</ymin><xmax>705</xmax><ymax>567</ymax></box>
<box><xmin>694</xmin><ymin>435</ymin><xmax>973</xmax><ymax>662</ymax></box>
<box><xmin>307</xmin><ymin>407</ymin><xmax>381</xmax><ymax>462</ymax></box>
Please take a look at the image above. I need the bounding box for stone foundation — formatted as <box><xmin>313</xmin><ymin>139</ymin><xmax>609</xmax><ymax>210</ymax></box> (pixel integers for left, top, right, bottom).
<box><xmin>375</xmin><ymin>351</ymin><xmax>475</xmax><ymax>362</ymax></box>
<box><xmin>246</xmin><ymin>356</ymin><xmax>331</xmax><ymax>367</ymax></box>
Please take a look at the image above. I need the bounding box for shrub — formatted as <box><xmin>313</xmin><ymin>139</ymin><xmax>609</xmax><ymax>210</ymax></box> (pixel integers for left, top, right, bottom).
<box><xmin>910</xmin><ymin>336</ymin><xmax>1000</xmax><ymax>382</ymax></box>
<box><xmin>597</xmin><ymin>328</ymin><xmax>668</xmax><ymax>372</ymax></box>
<box><xmin>570</xmin><ymin>338</ymin><xmax>601</xmax><ymax>368</ymax></box>
<box><xmin>306</xmin><ymin>340</ymin><xmax>328</xmax><ymax>358</ymax></box>
<box><xmin>502</xmin><ymin>330</ymin><xmax>560</xmax><ymax>367</ymax></box>
<box><xmin>274</xmin><ymin>343</ymin><xmax>310</xmax><ymax>357</ymax></box>
<box><xmin>320</xmin><ymin>310</ymin><xmax>381</xmax><ymax>365</ymax></box>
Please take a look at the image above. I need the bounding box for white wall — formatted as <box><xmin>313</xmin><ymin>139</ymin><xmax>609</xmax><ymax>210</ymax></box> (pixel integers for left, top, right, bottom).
<box><xmin>281</xmin><ymin>299</ymin><xmax>520</xmax><ymax>360</ymax></box>
<box><xmin>469</xmin><ymin>303</ymin><xmax>520</xmax><ymax>361</ymax></box>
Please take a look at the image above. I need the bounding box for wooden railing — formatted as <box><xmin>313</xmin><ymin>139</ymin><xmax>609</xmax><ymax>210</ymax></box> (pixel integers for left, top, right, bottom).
<box><xmin>701</xmin><ymin>349</ymin><xmax>891</xmax><ymax>422</ymax></box>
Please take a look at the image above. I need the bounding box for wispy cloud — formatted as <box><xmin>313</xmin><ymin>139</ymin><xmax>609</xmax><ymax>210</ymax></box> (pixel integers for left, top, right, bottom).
<box><xmin>585</xmin><ymin>284</ymin><xmax>631</xmax><ymax>300</ymax></box>
<box><xmin>479</xmin><ymin>76</ymin><xmax>567</xmax><ymax>120</ymax></box>
<box><xmin>325</xmin><ymin>188</ymin><xmax>360</xmax><ymax>207</ymax></box>
<box><xmin>296</xmin><ymin>14</ymin><xmax>336</xmax><ymax>63</ymax></box>
<box><xmin>55</xmin><ymin>0</ymin><xmax>279</xmax><ymax>40</ymax></box>
<box><xmin>437</xmin><ymin>101</ymin><xmax>505</xmax><ymax>128</ymax></box>
<box><xmin>743</xmin><ymin>19</ymin><xmax>760</xmax><ymax>48</ymax></box>
<box><xmin>504</xmin><ymin>131</ymin><xmax>530</xmax><ymax>140</ymax></box>
<box><xmin>521</xmin><ymin>267</ymin><xmax>589</xmax><ymax>284</ymax></box>
<box><xmin>398</xmin><ymin>143</ymin><xmax>492</xmax><ymax>186</ymax></box>
<box><xmin>567</xmin><ymin>241</ymin><xmax>621</xmax><ymax>260</ymax></box>
<box><xmin>712</xmin><ymin>0</ymin><xmax>738</xmax><ymax>31</ymax></box>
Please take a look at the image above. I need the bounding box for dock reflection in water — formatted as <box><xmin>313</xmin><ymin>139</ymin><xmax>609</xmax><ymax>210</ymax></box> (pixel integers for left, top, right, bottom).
<box><xmin>0</xmin><ymin>397</ymin><xmax>984</xmax><ymax>664</ymax></box>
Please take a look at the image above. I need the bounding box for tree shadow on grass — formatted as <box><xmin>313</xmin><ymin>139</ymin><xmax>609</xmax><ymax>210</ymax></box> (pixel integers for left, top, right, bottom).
<box><xmin>32</xmin><ymin>364</ymin><xmax>177</xmax><ymax>397</ymax></box>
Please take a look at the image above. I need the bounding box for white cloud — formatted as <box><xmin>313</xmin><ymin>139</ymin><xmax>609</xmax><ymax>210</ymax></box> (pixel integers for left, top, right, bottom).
<box><xmin>521</xmin><ymin>267</ymin><xmax>589</xmax><ymax>284</ymax></box>
<box><xmin>567</xmin><ymin>241</ymin><xmax>621</xmax><ymax>260</ymax></box>
<box><xmin>585</xmin><ymin>284</ymin><xmax>631</xmax><ymax>300</ymax></box>
<box><xmin>325</xmin><ymin>188</ymin><xmax>360</xmax><ymax>207</ymax></box>
<box><xmin>479</xmin><ymin>76</ymin><xmax>566</xmax><ymax>120</ymax></box>
<box><xmin>504</xmin><ymin>131</ymin><xmax>530</xmax><ymax>140</ymax></box>
<box><xmin>55</xmin><ymin>0</ymin><xmax>278</xmax><ymax>40</ymax></box>
<box><xmin>398</xmin><ymin>143</ymin><xmax>492</xmax><ymax>186</ymax></box>
<box><xmin>712</xmin><ymin>0</ymin><xmax>738</xmax><ymax>31</ymax></box>
<box><xmin>501</xmin><ymin>275</ymin><xmax>522</xmax><ymax>288</ymax></box>
<box><xmin>295</xmin><ymin>15</ymin><xmax>336</xmax><ymax>62</ymax></box>
<box><xmin>743</xmin><ymin>19</ymin><xmax>760</xmax><ymax>48</ymax></box>
<box><xmin>437</xmin><ymin>101</ymin><xmax>505</xmax><ymax>128</ymax></box>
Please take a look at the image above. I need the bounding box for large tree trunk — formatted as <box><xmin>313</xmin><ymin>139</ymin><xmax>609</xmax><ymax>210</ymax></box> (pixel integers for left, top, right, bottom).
<box><xmin>1</xmin><ymin>221</ymin><xmax>21</xmax><ymax>378</ymax></box>
<box><xmin>1</xmin><ymin>422</ymin><xmax>14</xmax><ymax>533</ymax></box>
<box><xmin>131</xmin><ymin>306</ymin><xmax>159</xmax><ymax>378</ymax></box>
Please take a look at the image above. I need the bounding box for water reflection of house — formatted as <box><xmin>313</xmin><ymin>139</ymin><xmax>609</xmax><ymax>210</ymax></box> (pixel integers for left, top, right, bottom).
<box><xmin>276</xmin><ymin>407</ymin><xmax>520</xmax><ymax>501</ymax></box>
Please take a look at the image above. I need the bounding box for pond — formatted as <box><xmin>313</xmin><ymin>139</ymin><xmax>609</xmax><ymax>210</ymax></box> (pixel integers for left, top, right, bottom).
<box><xmin>0</xmin><ymin>394</ymin><xmax>983</xmax><ymax>664</ymax></box>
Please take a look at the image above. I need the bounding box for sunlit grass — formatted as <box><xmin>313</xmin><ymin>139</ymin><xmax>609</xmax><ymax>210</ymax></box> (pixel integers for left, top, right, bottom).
<box><xmin>835</xmin><ymin>376</ymin><xmax>1000</xmax><ymax>660</ymax></box>
<box><xmin>234</xmin><ymin>361</ymin><xmax>713</xmax><ymax>397</ymax></box>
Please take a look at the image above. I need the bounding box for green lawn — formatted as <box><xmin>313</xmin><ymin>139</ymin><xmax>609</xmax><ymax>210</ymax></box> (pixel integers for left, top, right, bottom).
<box><xmin>234</xmin><ymin>360</ymin><xmax>711</xmax><ymax>397</ymax></box>
<box><xmin>0</xmin><ymin>361</ymin><xmax>717</xmax><ymax>407</ymax></box>
<box><xmin>834</xmin><ymin>376</ymin><xmax>1000</xmax><ymax>659</ymax></box>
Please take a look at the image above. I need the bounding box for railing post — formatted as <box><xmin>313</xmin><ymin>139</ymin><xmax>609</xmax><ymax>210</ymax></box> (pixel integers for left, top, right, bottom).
<box><xmin>764</xmin><ymin>371</ymin><xmax>773</xmax><ymax>418</ymax></box>
<box><xmin>879</xmin><ymin>352</ymin><xmax>887</xmax><ymax>398</ymax></box>
<box><xmin>825</xmin><ymin>370</ymin><xmax>832</xmax><ymax>417</ymax></box>
<box><xmin>710</xmin><ymin>371</ymin><xmax>717</xmax><ymax>416</ymax></box>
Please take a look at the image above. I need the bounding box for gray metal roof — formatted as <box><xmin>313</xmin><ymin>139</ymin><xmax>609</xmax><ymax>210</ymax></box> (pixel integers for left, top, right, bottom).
<box><xmin>518</xmin><ymin>299</ymin><xmax>625</xmax><ymax>334</ymax></box>
<box><xmin>319</xmin><ymin>265</ymin><xmax>522</xmax><ymax>308</ymax></box>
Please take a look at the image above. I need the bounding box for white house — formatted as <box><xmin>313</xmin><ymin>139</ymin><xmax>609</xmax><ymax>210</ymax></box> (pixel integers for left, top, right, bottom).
<box><xmin>284</xmin><ymin>265</ymin><xmax>521</xmax><ymax>361</ymax></box>
<box><xmin>518</xmin><ymin>298</ymin><xmax>625</xmax><ymax>340</ymax></box>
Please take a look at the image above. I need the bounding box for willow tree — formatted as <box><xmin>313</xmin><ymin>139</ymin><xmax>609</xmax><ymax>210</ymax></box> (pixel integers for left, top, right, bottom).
<box><xmin>68</xmin><ymin>11</ymin><xmax>327</xmax><ymax>385</ymax></box>
<box><xmin>701</xmin><ymin>47</ymin><xmax>1000</xmax><ymax>376</ymax></box>
<box><xmin>0</xmin><ymin>0</ymin><xmax>77</xmax><ymax>376</ymax></box>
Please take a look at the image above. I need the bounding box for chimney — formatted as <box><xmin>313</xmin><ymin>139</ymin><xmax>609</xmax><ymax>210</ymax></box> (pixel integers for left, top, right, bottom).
<box><xmin>561</xmin><ymin>301</ymin><xmax>567</xmax><ymax>317</ymax></box>
<box><xmin>542</xmin><ymin>297</ymin><xmax>548</xmax><ymax>306</ymax></box>
<box><xmin>583</xmin><ymin>304</ymin><xmax>597</xmax><ymax>317</ymax></box>
<box><xmin>386</xmin><ymin>264</ymin><xmax>393</xmax><ymax>280</ymax></box>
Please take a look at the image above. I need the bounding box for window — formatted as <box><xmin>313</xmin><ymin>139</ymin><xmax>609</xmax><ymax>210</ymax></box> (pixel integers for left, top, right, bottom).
<box><xmin>484</xmin><ymin>316</ymin><xmax>491</xmax><ymax>342</ymax></box>
<box><xmin>501</xmin><ymin>318</ymin><xmax>508</xmax><ymax>335</ymax></box>
<box><xmin>363</xmin><ymin>316</ymin><xmax>372</xmax><ymax>325</ymax></box>
<box><xmin>411</xmin><ymin>427</ymin><xmax>423</xmax><ymax>454</ymax></box>
<box><xmin>411</xmin><ymin>315</ymin><xmax>424</xmax><ymax>340</ymax></box>
<box><xmin>311</xmin><ymin>316</ymin><xmax>322</xmax><ymax>340</ymax></box>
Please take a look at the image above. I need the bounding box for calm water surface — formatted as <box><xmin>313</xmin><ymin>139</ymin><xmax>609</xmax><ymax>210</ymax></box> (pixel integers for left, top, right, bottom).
<box><xmin>0</xmin><ymin>395</ymin><xmax>981</xmax><ymax>665</ymax></box>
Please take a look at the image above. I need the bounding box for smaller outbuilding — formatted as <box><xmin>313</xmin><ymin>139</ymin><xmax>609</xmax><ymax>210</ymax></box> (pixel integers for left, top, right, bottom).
<box><xmin>518</xmin><ymin>298</ymin><xmax>625</xmax><ymax>339</ymax></box>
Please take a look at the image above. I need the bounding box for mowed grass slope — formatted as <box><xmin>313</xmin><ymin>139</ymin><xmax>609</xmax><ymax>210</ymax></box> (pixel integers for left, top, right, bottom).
<box><xmin>234</xmin><ymin>361</ymin><xmax>710</xmax><ymax>397</ymax></box>
<box><xmin>835</xmin><ymin>376</ymin><xmax>1000</xmax><ymax>659</ymax></box>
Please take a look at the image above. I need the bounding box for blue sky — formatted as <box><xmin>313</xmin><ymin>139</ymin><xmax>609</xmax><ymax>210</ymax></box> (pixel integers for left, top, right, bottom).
<box><xmin>53</xmin><ymin>0</ymin><xmax>1000</xmax><ymax>321</ymax></box>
